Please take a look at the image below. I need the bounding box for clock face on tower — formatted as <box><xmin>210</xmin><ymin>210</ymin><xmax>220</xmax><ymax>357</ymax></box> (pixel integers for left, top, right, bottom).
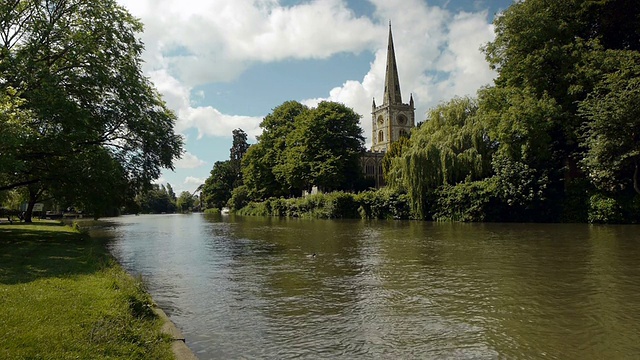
<box><xmin>377</xmin><ymin>115</ymin><xmax>384</xmax><ymax>125</ymax></box>
<box><xmin>397</xmin><ymin>114</ymin><xmax>407</xmax><ymax>126</ymax></box>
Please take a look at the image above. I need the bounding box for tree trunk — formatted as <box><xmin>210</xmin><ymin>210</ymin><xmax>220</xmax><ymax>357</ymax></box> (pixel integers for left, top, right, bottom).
<box><xmin>23</xmin><ymin>186</ymin><xmax>43</xmax><ymax>223</ymax></box>
<box><xmin>24</xmin><ymin>195</ymin><xmax>36</xmax><ymax>223</ymax></box>
<box><xmin>634</xmin><ymin>160</ymin><xmax>640</xmax><ymax>195</ymax></box>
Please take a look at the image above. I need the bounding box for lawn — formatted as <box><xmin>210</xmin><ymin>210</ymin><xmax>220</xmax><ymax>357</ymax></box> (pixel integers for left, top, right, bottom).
<box><xmin>0</xmin><ymin>221</ymin><xmax>174</xmax><ymax>360</ymax></box>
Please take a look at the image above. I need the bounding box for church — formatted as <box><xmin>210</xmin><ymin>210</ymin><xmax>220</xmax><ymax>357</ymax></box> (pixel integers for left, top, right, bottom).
<box><xmin>361</xmin><ymin>23</ymin><xmax>416</xmax><ymax>188</ymax></box>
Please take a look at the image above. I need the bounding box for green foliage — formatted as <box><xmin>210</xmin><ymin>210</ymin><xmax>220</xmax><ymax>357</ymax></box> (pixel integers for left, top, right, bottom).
<box><xmin>203</xmin><ymin>208</ymin><xmax>221</xmax><ymax>214</ymax></box>
<box><xmin>433</xmin><ymin>179</ymin><xmax>499</xmax><ymax>222</ymax></box>
<box><xmin>491</xmin><ymin>155</ymin><xmax>550</xmax><ymax>217</ymax></box>
<box><xmin>237</xmin><ymin>189</ymin><xmax>411</xmax><ymax>220</ymax></box>
<box><xmin>243</xmin><ymin>101</ymin><xmax>309</xmax><ymax>199</ymax></box>
<box><xmin>133</xmin><ymin>184</ymin><xmax>176</xmax><ymax>214</ymax></box>
<box><xmin>588</xmin><ymin>194</ymin><xmax>623</xmax><ymax>224</ymax></box>
<box><xmin>228</xmin><ymin>185</ymin><xmax>250</xmax><ymax>211</ymax></box>
<box><xmin>560</xmin><ymin>179</ymin><xmax>591</xmax><ymax>223</ymax></box>
<box><xmin>382</xmin><ymin>136</ymin><xmax>410</xmax><ymax>182</ymax></box>
<box><xmin>201</xmin><ymin>160</ymin><xmax>235</xmax><ymax>210</ymax></box>
<box><xmin>243</xmin><ymin>101</ymin><xmax>365</xmax><ymax>199</ymax></box>
<box><xmin>176</xmin><ymin>191</ymin><xmax>196</xmax><ymax>213</ymax></box>
<box><xmin>0</xmin><ymin>0</ymin><xmax>183</xmax><ymax>217</ymax></box>
<box><xmin>579</xmin><ymin>50</ymin><xmax>640</xmax><ymax>195</ymax></box>
<box><xmin>354</xmin><ymin>188</ymin><xmax>412</xmax><ymax>220</ymax></box>
<box><xmin>387</xmin><ymin>97</ymin><xmax>492</xmax><ymax>219</ymax></box>
<box><xmin>230</xmin><ymin>129</ymin><xmax>249</xmax><ymax>188</ymax></box>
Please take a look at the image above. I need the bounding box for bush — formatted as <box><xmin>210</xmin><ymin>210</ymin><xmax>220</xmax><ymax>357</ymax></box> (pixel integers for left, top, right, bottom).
<box><xmin>324</xmin><ymin>192</ymin><xmax>359</xmax><ymax>219</ymax></box>
<box><xmin>354</xmin><ymin>188</ymin><xmax>412</xmax><ymax>219</ymax></box>
<box><xmin>228</xmin><ymin>185</ymin><xmax>250</xmax><ymax>210</ymax></box>
<box><xmin>235</xmin><ymin>189</ymin><xmax>412</xmax><ymax>220</ymax></box>
<box><xmin>203</xmin><ymin>208</ymin><xmax>220</xmax><ymax>214</ymax></box>
<box><xmin>588</xmin><ymin>194</ymin><xmax>623</xmax><ymax>224</ymax></box>
<box><xmin>432</xmin><ymin>179</ymin><xmax>499</xmax><ymax>222</ymax></box>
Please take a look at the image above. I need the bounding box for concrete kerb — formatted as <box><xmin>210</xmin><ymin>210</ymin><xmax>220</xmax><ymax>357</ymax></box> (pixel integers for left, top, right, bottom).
<box><xmin>153</xmin><ymin>305</ymin><xmax>199</xmax><ymax>360</ymax></box>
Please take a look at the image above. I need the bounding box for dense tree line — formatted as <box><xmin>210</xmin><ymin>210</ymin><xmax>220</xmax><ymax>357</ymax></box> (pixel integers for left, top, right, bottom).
<box><xmin>201</xmin><ymin>102</ymin><xmax>367</xmax><ymax>211</ymax></box>
<box><xmin>0</xmin><ymin>0</ymin><xmax>183</xmax><ymax>220</ymax></box>
<box><xmin>386</xmin><ymin>0</ymin><xmax>640</xmax><ymax>223</ymax></box>
<box><xmin>229</xmin><ymin>0</ymin><xmax>639</xmax><ymax>224</ymax></box>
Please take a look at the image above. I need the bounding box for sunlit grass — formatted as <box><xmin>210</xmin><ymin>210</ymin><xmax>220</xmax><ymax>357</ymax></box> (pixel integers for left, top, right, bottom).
<box><xmin>0</xmin><ymin>222</ymin><xmax>174</xmax><ymax>359</ymax></box>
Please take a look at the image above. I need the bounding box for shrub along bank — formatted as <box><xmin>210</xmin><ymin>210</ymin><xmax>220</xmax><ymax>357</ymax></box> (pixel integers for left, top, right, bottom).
<box><xmin>234</xmin><ymin>186</ymin><xmax>640</xmax><ymax>224</ymax></box>
<box><xmin>236</xmin><ymin>189</ymin><xmax>412</xmax><ymax>220</ymax></box>
<box><xmin>0</xmin><ymin>222</ymin><xmax>174</xmax><ymax>360</ymax></box>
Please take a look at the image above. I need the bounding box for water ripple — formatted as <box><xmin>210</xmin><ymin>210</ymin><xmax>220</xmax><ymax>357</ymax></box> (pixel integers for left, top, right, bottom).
<box><xmin>103</xmin><ymin>215</ymin><xmax>640</xmax><ymax>359</ymax></box>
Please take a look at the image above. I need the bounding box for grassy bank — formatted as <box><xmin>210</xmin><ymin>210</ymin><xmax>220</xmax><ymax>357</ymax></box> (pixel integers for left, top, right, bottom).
<box><xmin>0</xmin><ymin>221</ymin><xmax>174</xmax><ymax>360</ymax></box>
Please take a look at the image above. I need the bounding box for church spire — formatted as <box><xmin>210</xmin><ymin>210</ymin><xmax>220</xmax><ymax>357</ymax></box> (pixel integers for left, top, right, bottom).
<box><xmin>383</xmin><ymin>21</ymin><xmax>402</xmax><ymax>105</ymax></box>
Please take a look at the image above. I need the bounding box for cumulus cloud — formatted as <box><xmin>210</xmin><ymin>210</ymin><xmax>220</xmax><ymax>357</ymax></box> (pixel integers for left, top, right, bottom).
<box><xmin>184</xmin><ymin>176</ymin><xmax>206</xmax><ymax>186</ymax></box>
<box><xmin>118</xmin><ymin>0</ymin><xmax>380</xmax><ymax>85</ymax></box>
<box><xmin>116</xmin><ymin>0</ymin><xmax>497</xmax><ymax>148</ymax></box>
<box><xmin>148</xmin><ymin>69</ymin><xmax>263</xmax><ymax>139</ymax></box>
<box><xmin>175</xmin><ymin>152</ymin><xmax>207</xmax><ymax>169</ymax></box>
<box><xmin>303</xmin><ymin>1</ymin><xmax>497</xmax><ymax>147</ymax></box>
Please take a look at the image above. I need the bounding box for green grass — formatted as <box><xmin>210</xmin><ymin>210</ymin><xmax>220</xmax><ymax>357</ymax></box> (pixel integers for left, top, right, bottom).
<box><xmin>0</xmin><ymin>221</ymin><xmax>174</xmax><ymax>360</ymax></box>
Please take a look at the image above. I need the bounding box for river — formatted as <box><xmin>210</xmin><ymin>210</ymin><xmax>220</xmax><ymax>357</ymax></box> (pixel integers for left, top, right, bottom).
<box><xmin>103</xmin><ymin>214</ymin><xmax>640</xmax><ymax>359</ymax></box>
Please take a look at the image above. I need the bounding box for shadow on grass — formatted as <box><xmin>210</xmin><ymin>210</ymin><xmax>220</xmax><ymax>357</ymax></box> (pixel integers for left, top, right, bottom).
<box><xmin>0</xmin><ymin>224</ymin><xmax>113</xmax><ymax>285</ymax></box>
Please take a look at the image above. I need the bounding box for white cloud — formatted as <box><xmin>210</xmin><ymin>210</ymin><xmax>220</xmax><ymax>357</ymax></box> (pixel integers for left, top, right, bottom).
<box><xmin>302</xmin><ymin>1</ymin><xmax>497</xmax><ymax>147</ymax></box>
<box><xmin>152</xmin><ymin>176</ymin><xmax>167</xmax><ymax>185</ymax></box>
<box><xmin>118</xmin><ymin>0</ymin><xmax>381</xmax><ymax>86</ymax></box>
<box><xmin>184</xmin><ymin>176</ymin><xmax>206</xmax><ymax>186</ymax></box>
<box><xmin>148</xmin><ymin>69</ymin><xmax>263</xmax><ymax>140</ymax></box>
<box><xmin>115</xmin><ymin>0</ymin><xmax>497</xmax><ymax>148</ymax></box>
<box><xmin>175</xmin><ymin>152</ymin><xmax>207</xmax><ymax>169</ymax></box>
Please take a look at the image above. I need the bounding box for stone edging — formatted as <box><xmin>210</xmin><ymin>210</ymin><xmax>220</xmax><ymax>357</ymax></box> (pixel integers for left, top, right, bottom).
<box><xmin>153</xmin><ymin>305</ymin><xmax>199</xmax><ymax>360</ymax></box>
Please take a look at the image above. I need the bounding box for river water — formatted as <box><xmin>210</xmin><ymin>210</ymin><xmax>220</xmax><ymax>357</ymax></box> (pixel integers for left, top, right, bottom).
<box><xmin>103</xmin><ymin>214</ymin><xmax>640</xmax><ymax>359</ymax></box>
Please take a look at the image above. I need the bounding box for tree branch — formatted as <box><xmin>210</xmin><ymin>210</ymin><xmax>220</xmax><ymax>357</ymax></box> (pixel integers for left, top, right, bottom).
<box><xmin>0</xmin><ymin>178</ymin><xmax>41</xmax><ymax>192</ymax></box>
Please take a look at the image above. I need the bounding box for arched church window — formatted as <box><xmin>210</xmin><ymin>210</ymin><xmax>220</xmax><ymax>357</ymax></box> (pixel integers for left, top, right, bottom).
<box><xmin>399</xmin><ymin>129</ymin><xmax>408</xmax><ymax>138</ymax></box>
<box><xmin>378</xmin><ymin>130</ymin><xmax>384</xmax><ymax>143</ymax></box>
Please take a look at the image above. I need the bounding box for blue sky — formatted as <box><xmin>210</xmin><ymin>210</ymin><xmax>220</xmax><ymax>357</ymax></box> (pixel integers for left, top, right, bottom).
<box><xmin>115</xmin><ymin>0</ymin><xmax>514</xmax><ymax>195</ymax></box>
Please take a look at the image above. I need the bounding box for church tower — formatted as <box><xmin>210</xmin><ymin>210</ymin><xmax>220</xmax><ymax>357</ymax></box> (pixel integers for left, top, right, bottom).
<box><xmin>371</xmin><ymin>22</ymin><xmax>415</xmax><ymax>152</ymax></box>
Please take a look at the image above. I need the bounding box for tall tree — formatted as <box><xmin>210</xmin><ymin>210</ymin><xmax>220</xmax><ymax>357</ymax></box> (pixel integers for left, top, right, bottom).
<box><xmin>242</xmin><ymin>101</ymin><xmax>308</xmax><ymax>199</ymax></box>
<box><xmin>387</xmin><ymin>97</ymin><xmax>492</xmax><ymax>218</ymax></box>
<box><xmin>483</xmin><ymin>0</ymin><xmax>640</xmax><ymax>174</ymax></box>
<box><xmin>201</xmin><ymin>160</ymin><xmax>235</xmax><ymax>209</ymax></box>
<box><xmin>276</xmin><ymin>101</ymin><xmax>365</xmax><ymax>193</ymax></box>
<box><xmin>229</xmin><ymin>129</ymin><xmax>249</xmax><ymax>188</ymax></box>
<box><xmin>0</xmin><ymin>0</ymin><xmax>183</xmax><ymax>220</ymax></box>
<box><xmin>579</xmin><ymin>50</ymin><xmax>640</xmax><ymax>195</ymax></box>
<box><xmin>176</xmin><ymin>191</ymin><xmax>196</xmax><ymax>213</ymax></box>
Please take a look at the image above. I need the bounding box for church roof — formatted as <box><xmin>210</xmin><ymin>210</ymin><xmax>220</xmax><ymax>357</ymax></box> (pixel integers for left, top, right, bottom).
<box><xmin>383</xmin><ymin>22</ymin><xmax>402</xmax><ymax>106</ymax></box>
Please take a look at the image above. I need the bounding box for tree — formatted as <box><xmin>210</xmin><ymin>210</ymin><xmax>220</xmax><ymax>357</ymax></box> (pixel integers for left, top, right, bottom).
<box><xmin>275</xmin><ymin>101</ymin><xmax>365</xmax><ymax>193</ymax></box>
<box><xmin>242</xmin><ymin>101</ymin><xmax>308</xmax><ymax>199</ymax></box>
<box><xmin>166</xmin><ymin>183</ymin><xmax>177</xmax><ymax>203</ymax></box>
<box><xmin>229</xmin><ymin>129</ymin><xmax>249</xmax><ymax>188</ymax></box>
<box><xmin>201</xmin><ymin>161</ymin><xmax>235</xmax><ymax>209</ymax></box>
<box><xmin>0</xmin><ymin>0</ymin><xmax>183</xmax><ymax>220</ymax></box>
<box><xmin>176</xmin><ymin>191</ymin><xmax>196</xmax><ymax>213</ymax></box>
<box><xmin>579</xmin><ymin>50</ymin><xmax>640</xmax><ymax>195</ymax></box>
<box><xmin>135</xmin><ymin>184</ymin><xmax>175</xmax><ymax>214</ymax></box>
<box><xmin>387</xmin><ymin>97</ymin><xmax>492</xmax><ymax>218</ymax></box>
<box><xmin>479</xmin><ymin>0</ymin><xmax>640</xmax><ymax>220</ymax></box>
<box><xmin>382</xmin><ymin>136</ymin><xmax>410</xmax><ymax>182</ymax></box>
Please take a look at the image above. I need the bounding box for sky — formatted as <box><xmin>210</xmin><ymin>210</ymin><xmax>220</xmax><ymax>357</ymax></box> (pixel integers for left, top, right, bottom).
<box><xmin>114</xmin><ymin>0</ymin><xmax>515</xmax><ymax>195</ymax></box>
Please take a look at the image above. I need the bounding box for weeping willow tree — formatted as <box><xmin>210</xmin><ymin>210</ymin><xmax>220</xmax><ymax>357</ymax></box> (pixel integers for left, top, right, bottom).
<box><xmin>387</xmin><ymin>97</ymin><xmax>493</xmax><ymax>218</ymax></box>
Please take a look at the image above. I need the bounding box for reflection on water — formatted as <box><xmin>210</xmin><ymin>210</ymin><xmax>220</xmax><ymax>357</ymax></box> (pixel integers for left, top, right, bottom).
<box><xmin>104</xmin><ymin>214</ymin><xmax>640</xmax><ymax>359</ymax></box>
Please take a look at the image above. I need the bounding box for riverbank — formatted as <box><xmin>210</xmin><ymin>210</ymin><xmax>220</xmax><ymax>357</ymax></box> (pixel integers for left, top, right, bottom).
<box><xmin>237</xmin><ymin>190</ymin><xmax>412</xmax><ymax>220</ymax></box>
<box><xmin>0</xmin><ymin>221</ymin><xmax>179</xmax><ymax>359</ymax></box>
